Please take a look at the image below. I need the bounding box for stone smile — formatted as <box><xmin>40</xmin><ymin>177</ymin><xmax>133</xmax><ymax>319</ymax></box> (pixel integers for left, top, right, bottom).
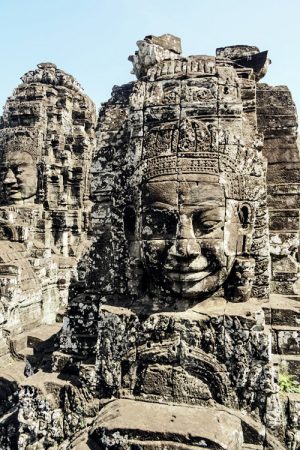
<box><xmin>6</xmin><ymin>189</ymin><xmax>21</xmax><ymax>198</ymax></box>
<box><xmin>166</xmin><ymin>270</ymin><xmax>211</xmax><ymax>282</ymax></box>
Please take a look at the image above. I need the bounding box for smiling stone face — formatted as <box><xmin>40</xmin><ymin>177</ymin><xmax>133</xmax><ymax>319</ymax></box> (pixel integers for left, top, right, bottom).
<box><xmin>140</xmin><ymin>174</ymin><xmax>241</xmax><ymax>299</ymax></box>
<box><xmin>2</xmin><ymin>152</ymin><xmax>37</xmax><ymax>204</ymax></box>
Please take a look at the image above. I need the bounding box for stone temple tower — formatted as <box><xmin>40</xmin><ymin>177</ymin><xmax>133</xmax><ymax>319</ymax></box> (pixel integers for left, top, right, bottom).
<box><xmin>0</xmin><ymin>35</ymin><xmax>300</xmax><ymax>450</ymax></box>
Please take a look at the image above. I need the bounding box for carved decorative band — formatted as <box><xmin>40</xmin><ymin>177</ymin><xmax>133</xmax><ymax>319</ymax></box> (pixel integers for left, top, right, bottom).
<box><xmin>142</xmin><ymin>155</ymin><xmax>220</xmax><ymax>180</ymax></box>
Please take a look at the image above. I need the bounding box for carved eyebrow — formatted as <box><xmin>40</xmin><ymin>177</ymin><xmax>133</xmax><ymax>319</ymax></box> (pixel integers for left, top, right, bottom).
<box><xmin>200</xmin><ymin>211</ymin><xmax>225</xmax><ymax>221</ymax></box>
<box><xmin>183</xmin><ymin>202</ymin><xmax>225</xmax><ymax>210</ymax></box>
<box><xmin>199</xmin><ymin>203</ymin><xmax>225</xmax><ymax>210</ymax></box>
<box><xmin>12</xmin><ymin>162</ymin><xmax>30</xmax><ymax>166</ymax></box>
<box><xmin>2</xmin><ymin>162</ymin><xmax>29</xmax><ymax>168</ymax></box>
<box><xmin>143</xmin><ymin>202</ymin><xmax>177</xmax><ymax>211</ymax></box>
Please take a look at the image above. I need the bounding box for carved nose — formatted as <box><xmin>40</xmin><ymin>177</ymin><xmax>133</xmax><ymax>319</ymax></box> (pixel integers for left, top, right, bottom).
<box><xmin>3</xmin><ymin>168</ymin><xmax>17</xmax><ymax>184</ymax></box>
<box><xmin>169</xmin><ymin>215</ymin><xmax>201</xmax><ymax>259</ymax></box>
<box><xmin>170</xmin><ymin>239</ymin><xmax>201</xmax><ymax>259</ymax></box>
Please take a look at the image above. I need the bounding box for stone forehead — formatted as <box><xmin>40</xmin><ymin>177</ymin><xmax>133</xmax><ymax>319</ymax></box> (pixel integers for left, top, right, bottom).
<box><xmin>142</xmin><ymin>177</ymin><xmax>225</xmax><ymax>207</ymax></box>
<box><xmin>3</xmin><ymin>151</ymin><xmax>35</xmax><ymax>163</ymax></box>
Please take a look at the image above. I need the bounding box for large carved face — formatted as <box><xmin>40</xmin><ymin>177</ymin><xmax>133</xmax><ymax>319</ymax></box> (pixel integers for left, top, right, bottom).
<box><xmin>2</xmin><ymin>152</ymin><xmax>37</xmax><ymax>203</ymax></box>
<box><xmin>140</xmin><ymin>174</ymin><xmax>242</xmax><ymax>299</ymax></box>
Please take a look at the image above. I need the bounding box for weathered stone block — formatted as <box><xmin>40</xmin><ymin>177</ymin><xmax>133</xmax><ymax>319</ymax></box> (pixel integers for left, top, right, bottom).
<box><xmin>269</xmin><ymin>296</ymin><xmax>300</xmax><ymax>327</ymax></box>
<box><xmin>273</xmin><ymin>327</ymin><xmax>300</xmax><ymax>355</ymax></box>
<box><xmin>269</xmin><ymin>210</ymin><xmax>299</xmax><ymax>231</ymax></box>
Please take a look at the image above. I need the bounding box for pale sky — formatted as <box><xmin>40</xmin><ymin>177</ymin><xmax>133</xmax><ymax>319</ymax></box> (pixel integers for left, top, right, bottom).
<box><xmin>1</xmin><ymin>0</ymin><xmax>300</xmax><ymax>116</ymax></box>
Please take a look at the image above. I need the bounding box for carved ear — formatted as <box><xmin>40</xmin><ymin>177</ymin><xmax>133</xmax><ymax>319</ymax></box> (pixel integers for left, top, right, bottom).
<box><xmin>36</xmin><ymin>162</ymin><xmax>45</xmax><ymax>203</ymax></box>
<box><xmin>238</xmin><ymin>203</ymin><xmax>251</xmax><ymax>229</ymax></box>
<box><xmin>123</xmin><ymin>206</ymin><xmax>136</xmax><ymax>241</ymax></box>
<box><xmin>238</xmin><ymin>203</ymin><xmax>253</xmax><ymax>255</ymax></box>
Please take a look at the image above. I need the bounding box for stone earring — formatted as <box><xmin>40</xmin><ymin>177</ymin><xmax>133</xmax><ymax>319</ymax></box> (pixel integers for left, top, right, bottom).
<box><xmin>224</xmin><ymin>256</ymin><xmax>256</xmax><ymax>303</ymax></box>
<box><xmin>36</xmin><ymin>163</ymin><xmax>45</xmax><ymax>203</ymax></box>
<box><xmin>225</xmin><ymin>203</ymin><xmax>255</xmax><ymax>302</ymax></box>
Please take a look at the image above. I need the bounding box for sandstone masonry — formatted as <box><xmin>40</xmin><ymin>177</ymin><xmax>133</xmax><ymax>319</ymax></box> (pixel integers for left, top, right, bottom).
<box><xmin>0</xmin><ymin>35</ymin><xmax>299</xmax><ymax>450</ymax></box>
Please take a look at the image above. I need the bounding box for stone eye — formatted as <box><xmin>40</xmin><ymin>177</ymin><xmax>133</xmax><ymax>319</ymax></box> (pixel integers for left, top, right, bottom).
<box><xmin>142</xmin><ymin>209</ymin><xmax>177</xmax><ymax>239</ymax></box>
<box><xmin>202</xmin><ymin>220</ymin><xmax>219</xmax><ymax>229</ymax></box>
<box><xmin>193</xmin><ymin>212</ymin><xmax>223</xmax><ymax>236</ymax></box>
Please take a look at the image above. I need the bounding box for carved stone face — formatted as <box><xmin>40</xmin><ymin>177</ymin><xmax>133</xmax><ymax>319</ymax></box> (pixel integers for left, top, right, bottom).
<box><xmin>140</xmin><ymin>175</ymin><xmax>241</xmax><ymax>299</ymax></box>
<box><xmin>2</xmin><ymin>152</ymin><xmax>37</xmax><ymax>203</ymax></box>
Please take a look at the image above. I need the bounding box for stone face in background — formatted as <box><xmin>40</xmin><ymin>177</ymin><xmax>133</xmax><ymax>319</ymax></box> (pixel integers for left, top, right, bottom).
<box><xmin>0</xmin><ymin>35</ymin><xmax>300</xmax><ymax>450</ymax></box>
<box><xmin>0</xmin><ymin>63</ymin><xmax>96</xmax><ymax>437</ymax></box>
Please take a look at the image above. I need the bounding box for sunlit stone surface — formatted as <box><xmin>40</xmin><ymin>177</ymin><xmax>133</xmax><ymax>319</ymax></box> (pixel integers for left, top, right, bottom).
<box><xmin>0</xmin><ymin>35</ymin><xmax>299</xmax><ymax>450</ymax></box>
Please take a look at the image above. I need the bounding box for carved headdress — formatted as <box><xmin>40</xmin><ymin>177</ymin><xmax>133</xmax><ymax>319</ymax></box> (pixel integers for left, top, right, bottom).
<box><xmin>0</xmin><ymin>128</ymin><xmax>41</xmax><ymax>161</ymax></box>
<box><xmin>140</xmin><ymin>117</ymin><xmax>266</xmax><ymax>201</ymax></box>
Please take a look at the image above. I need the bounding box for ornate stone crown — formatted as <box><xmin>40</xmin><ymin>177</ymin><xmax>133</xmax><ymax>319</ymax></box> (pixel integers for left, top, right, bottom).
<box><xmin>0</xmin><ymin>128</ymin><xmax>41</xmax><ymax>161</ymax></box>
<box><xmin>141</xmin><ymin>118</ymin><xmax>266</xmax><ymax>200</ymax></box>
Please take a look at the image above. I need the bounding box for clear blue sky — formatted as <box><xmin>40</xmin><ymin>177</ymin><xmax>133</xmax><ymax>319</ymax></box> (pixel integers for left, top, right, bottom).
<box><xmin>1</xmin><ymin>0</ymin><xmax>300</xmax><ymax>115</ymax></box>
